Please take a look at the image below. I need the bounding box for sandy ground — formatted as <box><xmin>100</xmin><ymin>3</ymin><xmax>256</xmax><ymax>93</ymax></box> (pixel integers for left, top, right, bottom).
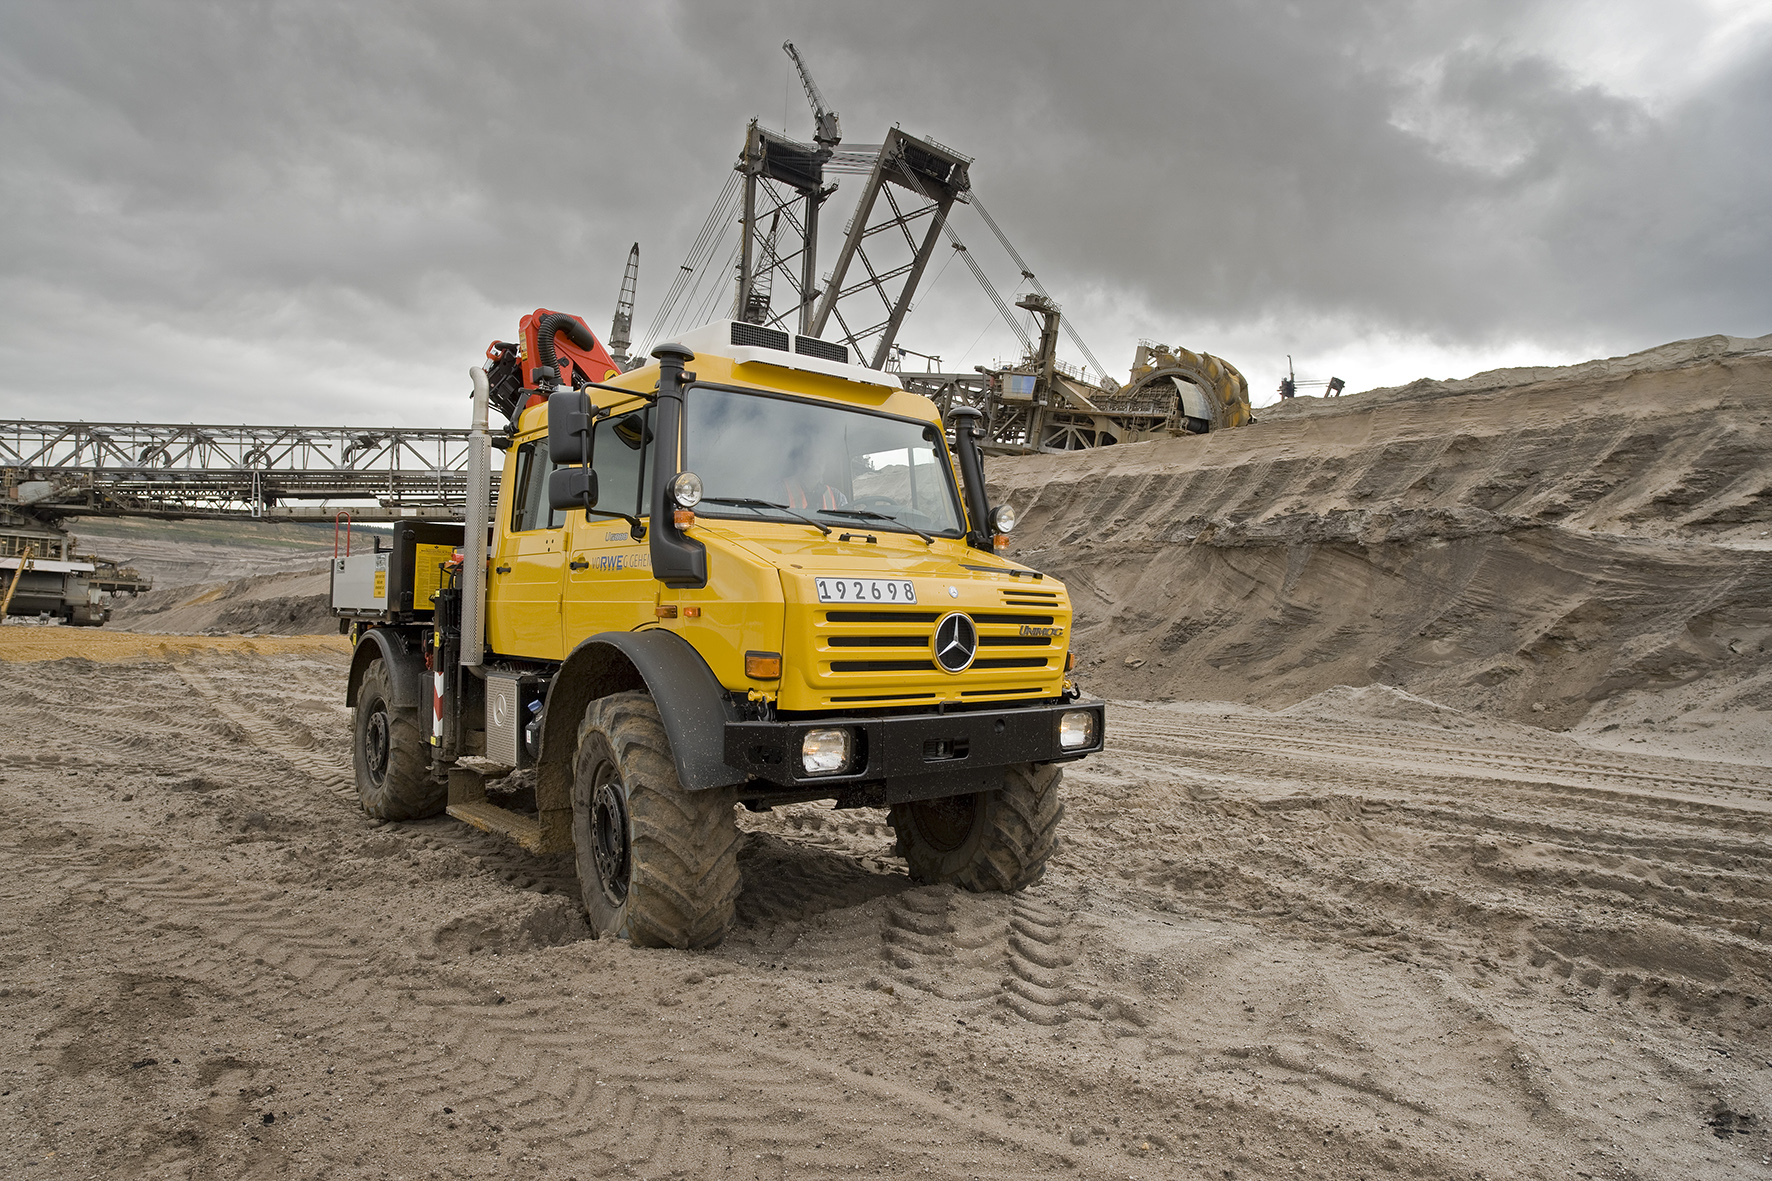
<box><xmin>3</xmin><ymin>333</ymin><xmax>1769</xmax><ymax>1179</ymax></box>
<box><xmin>3</xmin><ymin>633</ymin><xmax>1770</xmax><ymax>1180</ymax></box>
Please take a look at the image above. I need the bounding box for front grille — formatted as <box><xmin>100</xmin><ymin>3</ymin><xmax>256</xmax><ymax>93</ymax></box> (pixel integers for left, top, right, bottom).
<box><xmin>731</xmin><ymin>323</ymin><xmax>790</xmax><ymax>351</ymax></box>
<box><xmin>829</xmin><ymin>635</ymin><xmax>928</xmax><ymax>648</ymax></box>
<box><xmin>804</xmin><ymin>603</ymin><xmax>1064</xmax><ymax>704</ymax></box>
<box><xmin>830</xmin><ymin>658</ymin><xmax>936</xmax><ymax>673</ymax></box>
<box><xmin>1002</xmin><ymin>587</ymin><xmax>1060</xmax><ymax>608</ymax></box>
<box><xmin>826</xmin><ymin>610</ymin><xmax>939</xmax><ymax>623</ymax></box>
<box><xmin>795</xmin><ymin>336</ymin><xmax>848</xmax><ymax>363</ymax></box>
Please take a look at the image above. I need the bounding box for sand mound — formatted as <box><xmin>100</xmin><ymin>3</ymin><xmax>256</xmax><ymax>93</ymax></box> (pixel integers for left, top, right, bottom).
<box><xmin>108</xmin><ymin>566</ymin><xmax>336</xmax><ymax>635</ymax></box>
<box><xmin>68</xmin><ymin>517</ymin><xmax>371</xmax><ymax>588</ymax></box>
<box><xmin>990</xmin><ymin>335</ymin><xmax>1772</xmax><ymax>740</ymax></box>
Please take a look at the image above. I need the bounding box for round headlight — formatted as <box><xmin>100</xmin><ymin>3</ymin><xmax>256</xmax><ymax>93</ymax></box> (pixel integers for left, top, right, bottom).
<box><xmin>989</xmin><ymin>503</ymin><xmax>1017</xmax><ymax>534</ymax></box>
<box><xmin>669</xmin><ymin>470</ymin><xmax>703</xmax><ymax>509</ymax></box>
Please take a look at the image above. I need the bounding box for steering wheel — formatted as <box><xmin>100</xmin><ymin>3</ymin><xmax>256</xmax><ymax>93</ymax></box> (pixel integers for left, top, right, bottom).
<box><xmin>846</xmin><ymin>495</ymin><xmax>902</xmax><ymax>512</ymax></box>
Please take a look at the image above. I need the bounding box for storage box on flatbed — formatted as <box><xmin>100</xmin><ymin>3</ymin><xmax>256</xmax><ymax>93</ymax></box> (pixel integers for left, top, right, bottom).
<box><xmin>331</xmin><ymin>521</ymin><xmax>464</xmax><ymax>622</ymax></box>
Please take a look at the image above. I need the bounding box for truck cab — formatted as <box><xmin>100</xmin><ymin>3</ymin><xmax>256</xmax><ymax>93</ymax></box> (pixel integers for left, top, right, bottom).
<box><xmin>335</xmin><ymin>317</ymin><xmax>1104</xmax><ymax>948</ymax></box>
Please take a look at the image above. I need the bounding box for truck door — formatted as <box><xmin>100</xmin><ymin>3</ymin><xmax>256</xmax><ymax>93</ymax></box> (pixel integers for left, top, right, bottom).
<box><xmin>486</xmin><ymin>435</ymin><xmax>567</xmax><ymax>660</ymax></box>
<box><xmin>563</xmin><ymin>407</ymin><xmax>655</xmax><ymax>644</ymax></box>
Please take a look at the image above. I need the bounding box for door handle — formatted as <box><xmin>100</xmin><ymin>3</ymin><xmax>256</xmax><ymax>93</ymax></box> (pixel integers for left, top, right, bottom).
<box><xmin>495</xmin><ymin>564</ymin><xmax>512</xmax><ymax>574</ymax></box>
<box><xmin>569</xmin><ymin>559</ymin><xmax>589</xmax><ymax>570</ymax></box>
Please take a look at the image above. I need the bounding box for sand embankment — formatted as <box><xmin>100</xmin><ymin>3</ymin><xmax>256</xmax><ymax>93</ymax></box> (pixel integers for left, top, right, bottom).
<box><xmin>106</xmin><ymin>566</ymin><xmax>338</xmax><ymax>635</ymax></box>
<box><xmin>991</xmin><ymin>333</ymin><xmax>1772</xmax><ymax>760</ymax></box>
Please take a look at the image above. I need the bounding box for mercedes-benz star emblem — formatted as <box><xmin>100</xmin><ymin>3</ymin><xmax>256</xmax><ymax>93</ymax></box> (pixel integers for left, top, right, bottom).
<box><xmin>933</xmin><ymin>612</ymin><xmax>979</xmax><ymax>674</ymax></box>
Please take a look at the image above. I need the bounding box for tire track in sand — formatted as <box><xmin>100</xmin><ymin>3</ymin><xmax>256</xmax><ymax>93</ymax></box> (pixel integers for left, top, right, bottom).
<box><xmin>16</xmin><ymin>845</ymin><xmax>1085</xmax><ymax>1180</ymax></box>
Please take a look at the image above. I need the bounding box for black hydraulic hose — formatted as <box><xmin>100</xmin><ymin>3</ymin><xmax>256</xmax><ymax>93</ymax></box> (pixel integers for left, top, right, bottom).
<box><xmin>534</xmin><ymin>313</ymin><xmax>600</xmax><ymax>373</ymax></box>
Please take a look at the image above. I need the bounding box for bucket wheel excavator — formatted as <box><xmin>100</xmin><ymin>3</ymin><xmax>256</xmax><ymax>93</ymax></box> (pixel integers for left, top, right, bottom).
<box><xmin>1117</xmin><ymin>341</ymin><xmax>1253</xmax><ymax>434</ymax></box>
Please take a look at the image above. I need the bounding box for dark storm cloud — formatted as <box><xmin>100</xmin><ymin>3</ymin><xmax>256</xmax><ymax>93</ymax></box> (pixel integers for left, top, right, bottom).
<box><xmin>0</xmin><ymin>1</ymin><xmax>1766</xmax><ymax>424</ymax></box>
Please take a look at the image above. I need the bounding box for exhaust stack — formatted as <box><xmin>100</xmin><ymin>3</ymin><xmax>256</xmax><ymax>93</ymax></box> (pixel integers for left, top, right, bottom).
<box><xmin>461</xmin><ymin>366</ymin><xmax>492</xmax><ymax>667</ymax></box>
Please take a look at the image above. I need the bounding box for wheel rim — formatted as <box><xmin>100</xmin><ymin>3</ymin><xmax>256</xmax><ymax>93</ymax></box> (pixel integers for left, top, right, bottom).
<box><xmin>913</xmin><ymin>793</ymin><xmax>979</xmax><ymax>853</ymax></box>
<box><xmin>364</xmin><ymin>706</ymin><xmax>391</xmax><ymax>786</ymax></box>
<box><xmin>590</xmin><ymin>770</ymin><xmax>631</xmax><ymax>903</ymax></box>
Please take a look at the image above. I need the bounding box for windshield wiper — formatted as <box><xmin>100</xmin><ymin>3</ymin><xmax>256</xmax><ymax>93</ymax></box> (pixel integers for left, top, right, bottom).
<box><xmin>818</xmin><ymin>507</ymin><xmax>934</xmax><ymax>545</ymax></box>
<box><xmin>700</xmin><ymin>496</ymin><xmax>831</xmax><ymax>536</ymax></box>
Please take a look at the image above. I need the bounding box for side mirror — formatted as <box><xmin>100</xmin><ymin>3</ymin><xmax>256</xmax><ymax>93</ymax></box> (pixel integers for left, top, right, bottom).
<box><xmin>547</xmin><ymin>466</ymin><xmax>598</xmax><ymax>513</ymax></box>
<box><xmin>547</xmin><ymin>391</ymin><xmax>593</xmax><ymax>465</ymax></box>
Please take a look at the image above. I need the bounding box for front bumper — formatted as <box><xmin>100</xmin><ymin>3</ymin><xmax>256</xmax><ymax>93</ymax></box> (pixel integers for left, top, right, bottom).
<box><xmin>723</xmin><ymin>700</ymin><xmax>1105</xmax><ymax>799</ymax></box>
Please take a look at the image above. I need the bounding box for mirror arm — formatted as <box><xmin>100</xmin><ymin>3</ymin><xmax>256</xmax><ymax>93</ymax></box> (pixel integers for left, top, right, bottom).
<box><xmin>580</xmin><ymin>506</ymin><xmax>647</xmax><ymax>541</ymax></box>
<box><xmin>574</xmin><ymin>379</ymin><xmax>657</xmax><ymax>402</ymax></box>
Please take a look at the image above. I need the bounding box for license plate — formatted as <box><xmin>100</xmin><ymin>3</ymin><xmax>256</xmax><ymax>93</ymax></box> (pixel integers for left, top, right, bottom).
<box><xmin>815</xmin><ymin>577</ymin><xmax>917</xmax><ymax>605</ymax></box>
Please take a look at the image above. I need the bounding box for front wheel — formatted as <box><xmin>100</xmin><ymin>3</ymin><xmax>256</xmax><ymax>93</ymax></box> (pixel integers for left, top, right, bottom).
<box><xmin>352</xmin><ymin>658</ymin><xmax>443</xmax><ymax>820</ymax></box>
<box><xmin>571</xmin><ymin>692</ymin><xmax>741</xmax><ymax>948</ymax></box>
<box><xmin>889</xmin><ymin>763</ymin><xmax>1064</xmax><ymax>891</ymax></box>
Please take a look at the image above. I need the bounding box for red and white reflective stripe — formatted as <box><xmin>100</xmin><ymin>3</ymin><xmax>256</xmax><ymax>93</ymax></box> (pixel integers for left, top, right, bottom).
<box><xmin>432</xmin><ymin>671</ymin><xmax>445</xmax><ymax>742</ymax></box>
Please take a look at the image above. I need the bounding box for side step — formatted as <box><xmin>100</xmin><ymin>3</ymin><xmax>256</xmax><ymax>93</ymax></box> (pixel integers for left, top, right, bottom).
<box><xmin>446</xmin><ymin>800</ymin><xmax>546</xmax><ymax>852</ymax></box>
<box><xmin>444</xmin><ymin>764</ymin><xmax>570</xmax><ymax>854</ymax></box>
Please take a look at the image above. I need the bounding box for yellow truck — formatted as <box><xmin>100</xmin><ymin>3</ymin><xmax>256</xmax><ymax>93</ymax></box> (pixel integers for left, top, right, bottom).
<box><xmin>331</xmin><ymin>314</ymin><xmax>1104</xmax><ymax>948</ymax></box>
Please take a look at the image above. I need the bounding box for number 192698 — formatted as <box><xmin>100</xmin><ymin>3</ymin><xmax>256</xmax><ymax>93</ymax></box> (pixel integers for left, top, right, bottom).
<box><xmin>814</xmin><ymin>578</ymin><xmax>917</xmax><ymax>604</ymax></box>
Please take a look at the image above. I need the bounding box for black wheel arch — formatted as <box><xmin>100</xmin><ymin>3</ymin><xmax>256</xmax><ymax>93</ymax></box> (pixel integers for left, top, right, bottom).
<box><xmin>346</xmin><ymin>626</ymin><xmax>427</xmax><ymax>710</ymax></box>
<box><xmin>535</xmin><ymin>630</ymin><xmax>745</xmax><ymax>837</ymax></box>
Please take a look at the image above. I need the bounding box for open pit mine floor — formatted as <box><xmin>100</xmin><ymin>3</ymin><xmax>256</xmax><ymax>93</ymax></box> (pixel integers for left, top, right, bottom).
<box><xmin>3</xmin><ymin>638</ymin><xmax>1769</xmax><ymax>1180</ymax></box>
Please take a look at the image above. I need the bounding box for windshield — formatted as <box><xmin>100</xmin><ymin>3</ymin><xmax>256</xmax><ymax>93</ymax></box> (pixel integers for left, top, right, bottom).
<box><xmin>686</xmin><ymin>385</ymin><xmax>965</xmax><ymax>536</ymax></box>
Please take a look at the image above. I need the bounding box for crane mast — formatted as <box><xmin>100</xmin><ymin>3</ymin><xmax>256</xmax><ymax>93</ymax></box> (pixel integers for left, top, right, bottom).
<box><xmin>609</xmin><ymin>243</ymin><xmax>639</xmax><ymax>370</ymax></box>
<box><xmin>783</xmin><ymin>41</ymin><xmax>841</xmax><ymax>152</ymax></box>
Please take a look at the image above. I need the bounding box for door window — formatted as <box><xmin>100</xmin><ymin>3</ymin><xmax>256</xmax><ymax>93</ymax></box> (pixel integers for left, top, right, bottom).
<box><xmin>591</xmin><ymin>408</ymin><xmax>652</xmax><ymax>518</ymax></box>
<box><xmin>509</xmin><ymin>439</ymin><xmax>564</xmax><ymax>532</ymax></box>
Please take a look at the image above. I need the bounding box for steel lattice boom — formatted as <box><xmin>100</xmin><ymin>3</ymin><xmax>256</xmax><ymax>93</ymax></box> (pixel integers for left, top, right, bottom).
<box><xmin>1</xmin><ymin>419</ymin><xmax>492</xmax><ymax>521</ymax></box>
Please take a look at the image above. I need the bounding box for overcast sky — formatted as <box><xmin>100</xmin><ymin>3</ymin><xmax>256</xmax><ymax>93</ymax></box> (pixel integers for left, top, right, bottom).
<box><xmin>2</xmin><ymin>0</ymin><xmax>1768</xmax><ymax>427</ymax></box>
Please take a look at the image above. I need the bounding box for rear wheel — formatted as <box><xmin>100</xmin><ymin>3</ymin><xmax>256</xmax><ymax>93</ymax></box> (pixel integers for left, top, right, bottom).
<box><xmin>571</xmin><ymin>692</ymin><xmax>741</xmax><ymax>948</ymax></box>
<box><xmin>352</xmin><ymin>658</ymin><xmax>442</xmax><ymax>820</ymax></box>
<box><xmin>889</xmin><ymin>763</ymin><xmax>1064</xmax><ymax>891</ymax></box>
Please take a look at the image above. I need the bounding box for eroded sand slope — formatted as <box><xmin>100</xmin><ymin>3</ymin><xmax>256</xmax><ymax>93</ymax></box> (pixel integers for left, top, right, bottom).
<box><xmin>990</xmin><ymin>335</ymin><xmax>1772</xmax><ymax>759</ymax></box>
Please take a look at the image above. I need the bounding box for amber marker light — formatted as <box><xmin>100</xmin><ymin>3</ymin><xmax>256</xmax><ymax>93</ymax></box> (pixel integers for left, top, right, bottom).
<box><xmin>673</xmin><ymin>509</ymin><xmax>696</xmax><ymax>528</ymax></box>
<box><xmin>745</xmin><ymin>651</ymin><xmax>782</xmax><ymax>679</ymax></box>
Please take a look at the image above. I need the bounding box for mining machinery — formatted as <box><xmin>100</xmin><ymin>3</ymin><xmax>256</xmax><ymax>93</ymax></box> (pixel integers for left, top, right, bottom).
<box><xmin>645</xmin><ymin>43</ymin><xmax>1252</xmax><ymax>455</ymax></box>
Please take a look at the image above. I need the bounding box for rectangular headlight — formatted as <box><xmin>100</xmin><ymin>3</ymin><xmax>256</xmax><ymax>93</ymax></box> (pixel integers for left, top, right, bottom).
<box><xmin>801</xmin><ymin>728</ymin><xmax>852</xmax><ymax>775</ymax></box>
<box><xmin>1057</xmin><ymin>709</ymin><xmax>1097</xmax><ymax>750</ymax></box>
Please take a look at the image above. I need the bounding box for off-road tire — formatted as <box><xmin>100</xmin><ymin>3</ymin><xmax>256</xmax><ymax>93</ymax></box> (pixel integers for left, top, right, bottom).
<box><xmin>889</xmin><ymin>762</ymin><xmax>1063</xmax><ymax>891</ymax></box>
<box><xmin>571</xmin><ymin>691</ymin><xmax>741</xmax><ymax>948</ymax></box>
<box><xmin>352</xmin><ymin>658</ymin><xmax>442</xmax><ymax>820</ymax></box>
